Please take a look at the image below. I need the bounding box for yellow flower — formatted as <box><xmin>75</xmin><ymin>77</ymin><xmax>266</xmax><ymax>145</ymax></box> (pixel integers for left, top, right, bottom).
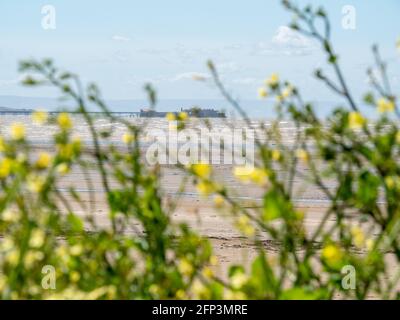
<box><xmin>271</xmin><ymin>149</ymin><xmax>281</xmax><ymax>161</ymax></box>
<box><xmin>178</xmin><ymin>258</ymin><xmax>194</xmax><ymax>276</ymax></box>
<box><xmin>149</xmin><ymin>284</ymin><xmax>160</xmax><ymax>296</ymax></box>
<box><xmin>282</xmin><ymin>85</ymin><xmax>293</xmax><ymax>98</ymax></box>
<box><xmin>236</xmin><ymin>215</ymin><xmax>255</xmax><ymax>236</ymax></box>
<box><xmin>234</xmin><ymin>166</ymin><xmax>268</xmax><ymax>186</ymax></box>
<box><xmin>213</xmin><ymin>194</ymin><xmax>225</xmax><ymax>208</ymax></box>
<box><xmin>276</xmin><ymin>95</ymin><xmax>283</xmax><ymax>103</ymax></box>
<box><xmin>0</xmin><ymin>137</ymin><xmax>7</xmax><ymax>152</ymax></box>
<box><xmin>377</xmin><ymin>98</ymin><xmax>395</xmax><ymax>113</ymax></box>
<box><xmin>56</xmin><ymin>245</ymin><xmax>69</xmax><ymax>259</ymax></box>
<box><xmin>6</xmin><ymin>249</ymin><xmax>20</xmax><ymax>266</ymax></box>
<box><xmin>258</xmin><ymin>87</ymin><xmax>268</xmax><ymax>99</ymax></box>
<box><xmin>57</xmin><ymin>113</ymin><xmax>72</xmax><ymax>130</ymax></box>
<box><xmin>385</xmin><ymin>176</ymin><xmax>398</xmax><ymax>189</ymax></box>
<box><xmin>10</xmin><ymin>123</ymin><xmax>25</xmax><ymax>140</ymax></box>
<box><xmin>322</xmin><ymin>243</ymin><xmax>343</xmax><ymax>266</ymax></box>
<box><xmin>27</xmin><ymin>174</ymin><xmax>46</xmax><ymax>193</ymax></box>
<box><xmin>351</xmin><ymin>226</ymin><xmax>365</xmax><ymax>249</ymax></box>
<box><xmin>179</xmin><ymin>112</ymin><xmax>188</xmax><ymax>121</ymax></box>
<box><xmin>24</xmin><ymin>250</ymin><xmax>44</xmax><ymax>268</ymax></box>
<box><xmin>166</xmin><ymin>112</ymin><xmax>176</xmax><ymax>121</ymax></box>
<box><xmin>69</xmin><ymin>244</ymin><xmax>83</xmax><ymax>256</ymax></box>
<box><xmin>2</xmin><ymin>209</ymin><xmax>20</xmax><ymax>223</ymax></box>
<box><xmin>191</xmin><ymin>163</ymin><xmax>211</xmax><ymax>179</ymax></box>
<box><xmin>57</xmin><ymin>143</ymin><xmax>73</xmax><ymax>159</ymax></box>
<box><xmin>32</xmin><ymin>110</ymin><xmax>48</xmax><ymax>125</ymax></box>
<box><xmin>122</xmin><ymin>133</ymin><xmax>134</xmax><ymax>144</ymax></box>
<box><xmin>396</xmin><ymin>131</ymin><xmax>400</xmax><ymax>144</ymax></box>
<box><xmin>196</xmin><ymin>181</ymin><xmax>215</xmax><ymax>196</ymax></box>
<box><xmin>348</xmin><ymin>112</ymin><xmax>366</xmax><ymax>129</ymax></box>
<box><xmin>233</xmin><ymin>166</ymin><xmax>254</xmax><ymax>180</ymax></box>
<box><xmin>265</xmin><ymin>73</ymin><xmax>279</xmax><ymax>86</ymax></box>
<box><xmin>29</xmin><ymin>229</ymin><xmax>45</xmax><ymax>248</ymax></box>
<box><xmin>251</xmin><ymin>169</ymin><xmax>269</xmax><ymax>186</ymax></box>
<box><xmin>209</xmin><ymin>255</ymin><xmax>219</xmax><ymax>266</ymax></box>
<box><xmin>296</xmin><ymin>149</ymin><xmax>309</xmax><ymax>163</ymax></box>
<box><xmin>0</xmin><ymin>158</ymin><xmax>13</xmax><ymax>178</ymax></box>
<box><xmin>70</xmin><ymin>271</ymin><xmax>81</xmax><ymax>283</ymax></box>
<box><xmin>366</xmin><ymin>238</ymin><xmax>375</xmax><ymax>251</ymax></box>
<box><xmin>191</xmin><ymin>279</ymin><xmax>210</xmax><ymax>299</ymax></box>
<box><xmin>231</xmin><ymin>272</ymin><xmax>248</xmax><ymax>289</ymax></box>
<box><xmin>36</xmin><ymin>152</ymin><xmax>52</xmax><ymax>169</ymax></box>
<box><xmin>202</xmin><ymin>267</ymin><xmax>214</xmax><ymax>279</ymax></box>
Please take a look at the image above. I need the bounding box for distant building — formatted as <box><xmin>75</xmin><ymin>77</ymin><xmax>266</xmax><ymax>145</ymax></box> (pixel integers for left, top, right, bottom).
<box><xmin>139</xmin><ymin>107</ymin><xmax>225</xmax><ymax>118</ymax></box>
<box><xmin>139</xmin><ymin>109</ymin><xmax>169</xmax><ymax>118</ymax></box>
<box><xmin>181</xmin><ymin>107</ymin><xmax>225</xmax><ymax>118</ymax></box>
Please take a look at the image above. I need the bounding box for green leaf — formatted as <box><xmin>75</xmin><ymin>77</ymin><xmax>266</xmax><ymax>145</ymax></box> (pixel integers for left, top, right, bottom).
<box><xmin>67</xmin><ymin>212</ymin><xmax>84</xmax><ymax>233</ymax></box>
<box><xmin>280</xmin><ymin>287</ymin><xmax>327</xmax><ymax>300</ymax></box>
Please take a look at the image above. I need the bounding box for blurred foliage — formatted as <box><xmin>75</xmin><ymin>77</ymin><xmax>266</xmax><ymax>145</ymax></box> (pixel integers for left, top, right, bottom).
<box><xmin>0</xmin><ymin>1</ymin><xmax>400</xmax><ymax>299</ymax></box>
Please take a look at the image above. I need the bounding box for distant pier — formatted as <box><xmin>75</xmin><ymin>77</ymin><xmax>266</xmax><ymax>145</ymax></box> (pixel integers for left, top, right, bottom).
<box><xmin>0</xmin><ymin>108</ymin><xmax>226</xmax><ymax>118</ymax></box>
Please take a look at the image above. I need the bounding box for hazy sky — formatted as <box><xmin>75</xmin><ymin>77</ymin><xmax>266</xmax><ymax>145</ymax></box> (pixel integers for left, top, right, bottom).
<box><xmin>0</xmin><ymin>0</ymin><xmax>399</xmax><ymax>104</ymax></box>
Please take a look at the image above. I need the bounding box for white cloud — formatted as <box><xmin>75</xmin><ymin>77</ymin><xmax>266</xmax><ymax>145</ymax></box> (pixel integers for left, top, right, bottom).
<box><xmin>112</xmin><ymin>35</ymin><xmax>131</xmax><ymax>42</ymax></box>
<box><xmin>253</xmin><ymin>26</ymin><xmax>316</xmax><ymax>56</ymax></box>
<box><xmin>272</xmin><ymin>26</ymin><xmax>311</xmax><ymax>48</ymax></box>
<box><xmin>0</xmin><ymin>75</ymin><xmax>25</xmax><ymax>87</ymax></box>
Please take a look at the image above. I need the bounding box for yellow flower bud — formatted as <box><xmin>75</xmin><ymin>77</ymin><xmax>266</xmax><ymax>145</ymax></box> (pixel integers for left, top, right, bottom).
<box><xmin>36</xmin><ymin>152</ymin><xmax>52</xmax><ymax>169</ymax></box>
<box><xmin>122</xmin><ymin>133</ymin><xmax>134</xmax><ymax>144</ymax></box>
<box><xmin>258</xmin><ymin>87</ymin><xmax>268</xmax><ymax>99</ymax></box>
<box><xmin>57</xmin><ymin>113</ymin><xmax>72</xmax><ymax>130</ymax></box>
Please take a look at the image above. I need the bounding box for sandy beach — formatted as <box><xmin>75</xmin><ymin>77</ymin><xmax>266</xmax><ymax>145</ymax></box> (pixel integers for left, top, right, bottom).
<box><xmin>0</xmin><ymin>115</ymin><xmax>396</xmax><ymax>297</ymax></box>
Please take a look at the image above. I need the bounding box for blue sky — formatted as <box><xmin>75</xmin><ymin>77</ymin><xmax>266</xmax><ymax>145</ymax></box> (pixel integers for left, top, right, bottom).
<box><xmin>0</xmin><ymin>0</ymin><xmax>399</xmax><ymax>106</ymax></box>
